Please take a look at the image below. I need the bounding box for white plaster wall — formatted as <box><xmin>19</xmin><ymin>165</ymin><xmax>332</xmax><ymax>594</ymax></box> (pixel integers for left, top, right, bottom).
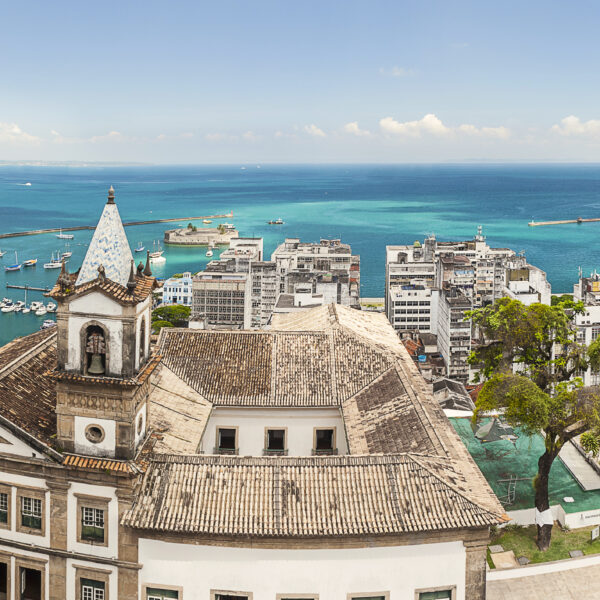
<box><xmin>201</xmin><ymin>408</ymin><xmax>348</xmax><ymax>456</ymax></box>
<box><xmin>74</xmin><ymin>416</ymin><xmax>116</xmax><ymax>457</ymax></box>
<box><xmin>139</xmin><ymin>539</ymin><xmax>466</xmax><ymax>600</ymax></box>
<box><xmin>66</xmin><ymin>315</ymin><xmax>123</xmax><ymax>374</ymax></box>
<box><xmin>66</xmin><ymin>558</ymin><xmax>117</xmax><ymax>600</ymax></box>
<box><xmin>135</xmin><ymin>404</ymin><xmax>147</xmax><ymax>449</ymax></box>
<box><xmin>0</xmin><ymin>472</ymin><xmax>50</xmax><ymax>548</ymax></box>
<box><xmin>0</xmin><ymin>543</ymin><xmax>50</xmax><ymax>600</ymax></box>
<box><xmin>67</xmin><ymin>481</ymin><xmax>119</xmax><ymax>558</ymax></box>
<box><xmin>0</xmin><ymin>424</ymin><xmax>49</xmax><ymax>460</ymax></box>
<box><xmin>69</xmin><ymin>292</ymin><xmax>123</xmax><ymax>317</ymax></box>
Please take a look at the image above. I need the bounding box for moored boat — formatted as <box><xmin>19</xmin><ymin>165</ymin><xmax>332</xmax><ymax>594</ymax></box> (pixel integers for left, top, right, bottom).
<box><xmin>44</xmin><ymin>252</ymin><xmax>62</xmax><ymax>269</ymax></box>
<box><xmin>56</xmin><ymin>229</ymin><xmax>74</xmax><ymax>240</ymax></box>
<box><xmin>23</xmin><ymin>258</ymin><xmax>37</xmax><ymax>267</ymax></box>
<box><xmin>4</xmin><ymin>252</ymin><xmax>21</xmax><ymax>272</ymax></box>
<box><xmin>267</xmin><ymin>217</ymin><xmax>284</xmax><ymax>225</ymax></box>
<box><xmin>135</xmin><ymin>242</ymin><xmax>145</xmax><ymax>253</ymax></box>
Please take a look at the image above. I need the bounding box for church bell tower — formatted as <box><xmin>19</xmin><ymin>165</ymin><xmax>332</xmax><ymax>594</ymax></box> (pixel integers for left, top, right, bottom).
<box><xmin>49</xmin><ymin>186</ymin><xmax>158</xmax><ymax>459</ymax></box>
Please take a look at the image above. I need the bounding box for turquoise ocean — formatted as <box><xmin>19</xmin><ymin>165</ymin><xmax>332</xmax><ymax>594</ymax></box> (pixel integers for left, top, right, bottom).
<box><xmin>0</xmin><ymin>163</ymin><xmax>599</xmax><ymax>346</ymax></box>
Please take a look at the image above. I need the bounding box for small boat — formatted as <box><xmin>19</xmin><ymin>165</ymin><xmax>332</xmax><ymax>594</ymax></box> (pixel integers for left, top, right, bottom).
<box><xmin>135</xmin><ymin>242</ymin><xmax>145</xmax><ymax>253</ymax></box>
<box><xmin>267</xmin><ymin>217</ymin><xmax>284</xmax><ymax>225</ymax></box>
<box><xmin>222</xmin><ymin>223</ymin><xmax>235</xmax><ymax>231</ymax></box>
<box><xmin>1</xmin><ymin>301</ymin><xmax>15</xmax><ymax>313</ymax></box>
<box><xmin>30</xmin><ymin>301</ymin><xmax>43</xmax><ymax>311</ymax></box>
<box><xmin>4</xmin><ymin>252</ymin><xmax>21</xmax><ymax>272</ymax></box>
<box><xmin>46</xmin><ymin>302</ymin><xmax>57</xmax><ymax>313</ymax></box>
<box><xmin>61</xmin><ymin>243</ymin><xmax>72</xmax><ymax>259</ymax></box>
<box><xmin>203</xmin><ymin>219</ymin><xmax>212</xmax><ymax>224</ymax></box>
<box><xmin>40</xmin><ymin>319</ymin><xmax>56</xmax><ymax>330</ymax></box>
<box><xmin>206</xmin><ymin>249</ymin><xmax>213</xmax><ymax>257</ymax></box>
<box><xmin>44</xmin><ymin>252</ymin><xmax>62</xmax><ymax>269</ymax></box>
<box><xmin>0</xmin><ymin>249</ymin><xmax>5</xmax><ymax>258</ymax></box>
<box><xmin>22</xmin><ymin>307</ymin><xmax>31</xmax><ymax>314</ymax></box>
<box><xmin>149</xmin><ymin>240</ymin><xmax>164</xmax><ymax>260</ymax></box>
<box><xmin>23</xmin><ymin>258</ymin><xmax>37</xmax><ymax>267</ymax></box>
<box><xmin>35</xmin><ymin>307</ymin><xmax>47</xmax><ymax>316</ymax></box>
<box><xmin>56</xmin><ymin>229</ymin><xmax>74</xmax><ymax>240</ymax></box>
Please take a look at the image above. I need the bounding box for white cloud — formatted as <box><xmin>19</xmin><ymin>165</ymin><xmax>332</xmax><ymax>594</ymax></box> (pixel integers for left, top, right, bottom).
<box><xmin>304</xmin><ymin>124</ymin><xmax>326</xmax><ymax>137</ymax></box>
<box><xmin>343</xmin><ymin>122</ymin><xmax>371</xmax><ymax>137</ymax></box>
<box><xmin>90</xmin><ymin>131</ymin><xmax>124</xmax><ymax>143</ymax></box>
<box><xmin>380</xmin><ymin>113</ymin><xmax>450</xmax><ymax>137</ymax></box>
<box><xmin>0</xmin><ymin>122</ymin><xmax>40</xmax><ymax>144</ymax></box>
<box><xmin>379</xmin><ymin>66</ymin><xmax>414</xmax><ymax>77</ymax></box>
<box><xmin>551</xmin><ymin>115</ymin><xmax>600</xmax><ymax>137</ymax></box>
<box><xmin>380</xmin><ymin>114</ymin><xmax>510</xmax><ymax>139</ymax></box>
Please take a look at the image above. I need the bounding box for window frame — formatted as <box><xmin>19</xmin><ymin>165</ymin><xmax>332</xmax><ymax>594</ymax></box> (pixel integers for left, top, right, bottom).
<box><xmin>15</xmin><ymin>556</ymin><xmax>46</xmax><ymax>600</ymax></box>
<box><xmin>210</xmin><ymin>591</ymin><xmax>253</xmax><ymax>600</ymax></box>
<box><xmin>276</xmin><ymin>595</ymin><xmax>319</xmax><ymax>600</ymax></box>
<box><xmin>142</xmin><ymin>583</ymin><xmax>182</xmax><ymax>599</ymax></box>
<box><xmin>215</xmin><ymin>426</ymin><xmax>239</xmax><ymax>455</ymax></box>
<box><xmin>264</xmin><ymin>427</ymin><xmax>288</xmax><ymax>456</ymax></box>
<box><xmin>16</xmin><ymin>486</ymin><xmax>46</xmax><ymax>536</ymax></box>
<box><xmin>414</xmin><ymin>586</ymin><xmax>456</xmax><ymax>600</ymax></box>
<box><xmin>313</xmin><ymin>427</ymin><xmax>337</xmax><ymax>455</ymax></box>
<box><xmin>0</xmin><ymin>484</ymin><xmax>11</xmax><ymax>530</ymax></box>
<box><xmin>346</xmin><ymin>594</ymin><xmax>390</xmax><ymax>600</ymax></box>
<box><xmin>75</xmin><ymin>564</ymin><xmax>111</xmax><ymax>600</ymax></box>
<box><xmin>76</xmin><ymin>494</ymin><xmax>110</xmax><ymax>547</ymax></box>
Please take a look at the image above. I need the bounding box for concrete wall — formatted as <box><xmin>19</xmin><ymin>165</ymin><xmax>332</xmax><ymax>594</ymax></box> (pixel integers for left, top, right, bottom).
<box><xmin>200</xmin><ymin>408</ymin><xmax>348</xmax><ymax>456</ymax></box>
<box><xmin>138</xmin><ymin>539</ymin><xmax>467</xmax><ymax>600</ymax></box>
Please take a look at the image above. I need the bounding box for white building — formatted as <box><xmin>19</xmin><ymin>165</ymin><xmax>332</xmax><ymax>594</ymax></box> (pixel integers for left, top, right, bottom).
<box><xmin>161</xmin><ymin>271</ymin><xmax>193</xmax><ymax>306</ymax></box>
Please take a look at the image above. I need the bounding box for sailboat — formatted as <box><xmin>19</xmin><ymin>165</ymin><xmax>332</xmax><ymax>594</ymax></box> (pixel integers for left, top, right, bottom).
<box><xmin>44</xmin><ymin>252</ymin><xmax>62</xmax><ymax>269</ymax></box>
<box><xmin>149</xmin><ymin>240</ymin><xmax>164</xmax><ymax>261</ymax></box>
<box><xmin>4</xmin><ymin>252</ymin><xmax>21</xmax><ymax>272</ymax></box>
<box><xmin>23</xmin><ymin>258</ymin><xmax>37</xmax><ymax>267</ymax></box>
<box><xmin>61</xmin><ymin>243</ymin><xmax>72</xmax><ymax>259</ymax></box>
<box><xmin>135</xmin><ymin>241</ymin><xmax>145</xmax><ymax>253</ymax></box>
<box><xmin>56</xmin><ymin>228</ymin><xmax>74</xmax><ymax>240</ymax></box>
<box><xmin>0</xmin><ymin>249</ymin><xmax>5</xmax><ymax>258</ymax></box>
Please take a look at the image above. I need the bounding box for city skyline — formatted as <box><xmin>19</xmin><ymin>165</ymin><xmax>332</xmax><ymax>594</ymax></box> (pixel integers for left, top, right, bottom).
<box><xmin>1</xmin><ymin>0</ymin><xmax>600</xmax><ymax>163</ymax></box>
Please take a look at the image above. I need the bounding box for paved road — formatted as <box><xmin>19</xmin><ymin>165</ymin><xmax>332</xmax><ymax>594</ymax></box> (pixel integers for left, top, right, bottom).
<box><xmin>488</xmin><ymin>563</ymin><xmax>600</xmax><ymax>599</ymax></box>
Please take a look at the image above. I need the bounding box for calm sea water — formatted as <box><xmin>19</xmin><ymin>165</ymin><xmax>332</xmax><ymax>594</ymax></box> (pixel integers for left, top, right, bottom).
<box><xmin>0</xmin><ymin>163</ymin><xmax>599</xmax><ymax>346</ymax></box>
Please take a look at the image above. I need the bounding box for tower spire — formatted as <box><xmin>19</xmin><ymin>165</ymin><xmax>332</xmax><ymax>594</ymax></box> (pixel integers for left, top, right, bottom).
<box><xmin>127</xmin><ymin>260</ymin><xmax>136</xmax><ymax>293</ymax></box>
<box><xmin>143</xmin><ymin>250</ymin><xmax>153</xmax><ymax>277</ymax></box>
<box><xmin>107</xmin><ymin>185</ymin><xmax>115</xmax><ymax>204</ymax></box>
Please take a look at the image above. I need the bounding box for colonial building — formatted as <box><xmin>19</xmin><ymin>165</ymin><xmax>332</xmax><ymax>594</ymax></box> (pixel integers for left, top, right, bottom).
<box><xmin>0</xmin><ymin>189</ymin><xmax>505</xmax><ymax>600</ymax></box>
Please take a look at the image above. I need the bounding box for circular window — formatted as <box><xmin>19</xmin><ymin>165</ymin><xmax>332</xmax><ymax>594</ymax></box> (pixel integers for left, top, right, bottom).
<box><xmin>137</xmin><ymin>415</ymin><xmax>143</xmax><ymax>435</ymax></box>
<box><xmin>85</xmin><ymin>424</ymin><xmax>105</xmax><ymax>444</ymax></box>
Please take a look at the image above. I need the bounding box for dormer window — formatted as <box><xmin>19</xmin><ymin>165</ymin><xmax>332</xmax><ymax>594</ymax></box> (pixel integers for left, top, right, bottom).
<box><xmin>264</xmin><ymin>428</ymin><xmax>287</xmax><ymax>456</ymax></box>
<box><xmin>84</xmin><ymin>326</ymin><xmax>106</xmax><ymax>375</ymax></box>
<box><xmin>216</xmin><ymin>427</ymin><xmax>238</xmax><ymax>455</ymax></box>
<box><xmin>313</xmin><ymin>428</ymin><xmax>336</xmax><ymax>455</ymax></box>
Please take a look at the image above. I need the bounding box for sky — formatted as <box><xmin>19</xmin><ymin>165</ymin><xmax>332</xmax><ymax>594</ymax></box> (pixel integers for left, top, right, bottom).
<box><xmin>1</xmin><ymin>0</ymin><xmax>600</xmax><ymax>163</ymax></box>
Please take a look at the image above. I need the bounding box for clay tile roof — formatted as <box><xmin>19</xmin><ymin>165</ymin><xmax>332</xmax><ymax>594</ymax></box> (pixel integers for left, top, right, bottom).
<box><xmin>121</xmin><ymin>454</ymin><xmax>503</xmax><ymax>536</ymax></box>
<box><xmin>50</xmin><ymin>272</ymin><xmax>156</xmax><ymax>305</ymax></box>
<box><xmin>0</xmin><ymin>330</ymin><xmax>57</xmax><ymax>447</ymax></box>
<box><xmin>62</xmin><ymin>453</ymin><xmax>140</xmax><ymax>474</ymax></box>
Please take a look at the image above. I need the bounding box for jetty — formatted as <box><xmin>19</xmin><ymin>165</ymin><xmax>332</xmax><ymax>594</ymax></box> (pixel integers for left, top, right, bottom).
<box><xmin>528</xmin><ymin>217</ymin><xmax>600</xmax><ymax>227</ymax></box>
<box><xmin>0</xmin><ymin>213</ymin><xmax>233</xmax><ymax>240</ymax></box>
<box><xmin>6</xmin><ymin>285</ymin><xmax>51</xmax><ymax>292</ymax></box>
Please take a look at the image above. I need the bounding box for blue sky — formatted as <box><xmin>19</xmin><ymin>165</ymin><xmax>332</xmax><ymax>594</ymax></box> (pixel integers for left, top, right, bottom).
<box><xmin>1</xmin><ymin>0</ymin><xmax>600</xmax><ymax>163</ymax></box>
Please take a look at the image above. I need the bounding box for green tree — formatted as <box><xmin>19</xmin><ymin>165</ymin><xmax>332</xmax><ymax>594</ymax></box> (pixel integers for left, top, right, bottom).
<box><xmin>152</xmin><ymin>304</ymin><xmax>191</xmax><ymax>328</ymax></box>
<box><xmin>217</xmin><ymin>223</ymin><xmax>225</xmax><ymax>235</ymax></box>
<box><xmin>469</xmin><ymin>297</ymin><xmax>600</xmax><ymax>551</ymax></box>
<box><xmin>151</xmin><ymin>319</ymin><xmax>175</xmax><ymax>334</ymax></box>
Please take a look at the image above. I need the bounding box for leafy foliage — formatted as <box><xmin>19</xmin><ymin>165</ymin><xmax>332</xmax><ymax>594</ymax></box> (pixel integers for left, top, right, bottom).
<box><xmin>151</xmin><ymin>319</ymin><xmax>174</xmax><ymax>334</ymax></box>
<box><xmin>152</xmin><ymin>304</ymin><xmax>191</xmax><ymax>328</ymax></box>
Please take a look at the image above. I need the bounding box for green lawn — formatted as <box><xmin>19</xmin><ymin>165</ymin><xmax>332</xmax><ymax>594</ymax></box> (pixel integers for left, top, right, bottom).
<box><xmin>490</xmin><ymin>524</ymin><xmax>600</xmax><ymax>566</ymax></box>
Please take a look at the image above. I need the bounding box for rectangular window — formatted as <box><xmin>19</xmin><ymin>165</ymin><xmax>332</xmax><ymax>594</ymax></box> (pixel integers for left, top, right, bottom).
<box><xmin>146</xmin><ymin>588</ymin><xmax>179</xmax><ymax>600</ymax></box>
<box><xmin>81</xmin><ymin>578</ymin><xmax>105</xmax><ymax>600</ymax></box>
<box><xmin>217</xmin><ymin>428</ymin><xmax>237</xmax><ymax>454</ymax></box>
<box><xmin>214</xmin><ymin>595</ymin><xmax>249</xmax><ymax>600</ymax></box>
<box><xmin>81</xmin><ymin>507</ymin><xmax>105</xmax><ymax>543</ymax></box>
<box><xmin>21</xmin><ymin>497</ymin><xmax>42</xmax><ymax>529</ymax></box>
<box><xmin>348</xmin><ymin>596</ymin><xmax>387</xmax><ymax>600</ymax></box>
<box><xmin>313</xmin><ymin>428</ymin><xmax>336</xmax><ymax>455</ymax></box>
<box><xmin>418</xmin><ymin>592</ymin><xmax>452</xmax><ymax>600</ymax></box>
<box><xmin>0</xmin><ymin>492</ymin><xmax>7</xmax><ymax>524</ymax></box>
<box><xmin>266</xmin><ymin>429</ymin><xmax>286</xmax><ymax>453</ymax></box>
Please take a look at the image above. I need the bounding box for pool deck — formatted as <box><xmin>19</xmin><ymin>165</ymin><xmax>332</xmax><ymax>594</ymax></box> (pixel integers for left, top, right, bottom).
<box><xmin>559</xmin><ymin>441</ymin><xmax>600</xmax><ymax>492</ymax></box>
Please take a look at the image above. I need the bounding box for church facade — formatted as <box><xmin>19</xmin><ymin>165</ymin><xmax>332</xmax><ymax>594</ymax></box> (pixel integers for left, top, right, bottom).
<box><xmin>0</xmin><ymin>188</ymin><xmax>505</xmax><ymax>600</ymax></box>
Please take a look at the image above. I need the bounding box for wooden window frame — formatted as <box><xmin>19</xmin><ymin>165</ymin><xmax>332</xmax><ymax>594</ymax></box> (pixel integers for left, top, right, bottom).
<box><xmin>15</xmin><ymin>486</ymin><xmax>46</xmax><ymax>536</ymax></box>
<box><xmin>414</xmin><ymin>586</ymin><xmax>456</xmax><ymax>600</ymax></box>
<box><xmin>0</xmin><ymin>483</ymin><xmax>11</xmax><ymax>530</ymax></box>
<box><xmin>75</xmin><ymin>493</ymin><xmax>110</xmax><ymax>547</ymax></box>
<box><xmin>15</xmin><ymin>555</ymin><xmax>47</xmax><ymax>600</ymax></box>
<box><xmin>264</xmin><ymin>427</ymin><xmax>288</xmax><ymax>456</ymax></box>
<box><xmin>210</xmin><ymin>590</ymin><xmax>253</xmax><ymax>600</ymax></box>
<box><xmin>215</xmin><ymin>426</ymin><xmax>239</xmax><ymax>455</ymax></box>
<box><xmin>313</xmin><ymin>427</ymin><xmax>337</xmax><ymax>455</ymax></box>
<box><xmin>142</xmin><ymin>583</ymin><xmax>183</xmax><ymax>599</ymax></box>
<box><xmin>74</xmin><ymin>564</ymin><xmax>111</xmax><ymax>600</ymax></box>
<box><xmin>0</xmin><ymin>550</ymin><xmax>12</xmax><ymax>599</ymax></box>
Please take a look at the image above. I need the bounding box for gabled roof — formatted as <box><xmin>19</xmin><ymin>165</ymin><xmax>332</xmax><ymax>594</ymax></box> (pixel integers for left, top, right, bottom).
<box><xmin>76</xmin><ymin>195</ymin><xmax>134</xmax><ymax>287</ymax></box>
<box><xmin>121</xmin><ymin>453</ymin><xmax>503</xmax><ymax>536</ymax></box>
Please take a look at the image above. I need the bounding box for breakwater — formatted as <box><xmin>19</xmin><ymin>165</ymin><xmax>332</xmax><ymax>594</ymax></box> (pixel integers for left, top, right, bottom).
<box><xmin>0</xmin><ymin>213</ymin><xmax>233</xmax><ymax>240</ymax></box>
<box><xmin>528</xmin><ymin>218</ymin><xmax>600</xmax><ymax>227</ymax></box>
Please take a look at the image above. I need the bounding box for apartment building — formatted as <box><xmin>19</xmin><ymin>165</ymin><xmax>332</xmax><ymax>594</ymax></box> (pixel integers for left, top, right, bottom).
<box><xmin>573</xmin><ymin>271</ymin><xmax>600</xmax><ymax>386</ymax></box>
<box><xmin>161</xmin><ymin>271</ymin><xmax>193</xmax><ymax>306</ymax></box>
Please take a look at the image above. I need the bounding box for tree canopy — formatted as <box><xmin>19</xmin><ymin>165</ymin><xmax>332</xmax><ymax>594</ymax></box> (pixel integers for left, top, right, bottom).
<box><xmin>469</xmin><ymin>297</ymin><xmax>600</xmax><ymax>550</ymax></box>
<box><xmin>151</xmin><ymin>304</ymin><xmax>191</xmax><ymax>330</ymax></box>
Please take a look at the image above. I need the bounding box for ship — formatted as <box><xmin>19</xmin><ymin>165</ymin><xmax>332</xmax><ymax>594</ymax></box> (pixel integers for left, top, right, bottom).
<box><xmin>267</xmin><ymin>217</ymin><xmax>284</xmax><ymax>225</ymax></box>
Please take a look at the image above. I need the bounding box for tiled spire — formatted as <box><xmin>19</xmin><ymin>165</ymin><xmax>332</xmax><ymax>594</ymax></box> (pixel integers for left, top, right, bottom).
<box><xmin>75</xmin><ymin>186</ymin><xmax>134</xmax><ymax>287</ymax></box>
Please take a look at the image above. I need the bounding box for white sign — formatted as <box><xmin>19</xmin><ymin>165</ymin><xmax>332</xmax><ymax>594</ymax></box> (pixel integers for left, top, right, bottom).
<box><xmin>592</xmin><ymin>526</ymin><xmax>600</xmax><ymax>541</ymax></box>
